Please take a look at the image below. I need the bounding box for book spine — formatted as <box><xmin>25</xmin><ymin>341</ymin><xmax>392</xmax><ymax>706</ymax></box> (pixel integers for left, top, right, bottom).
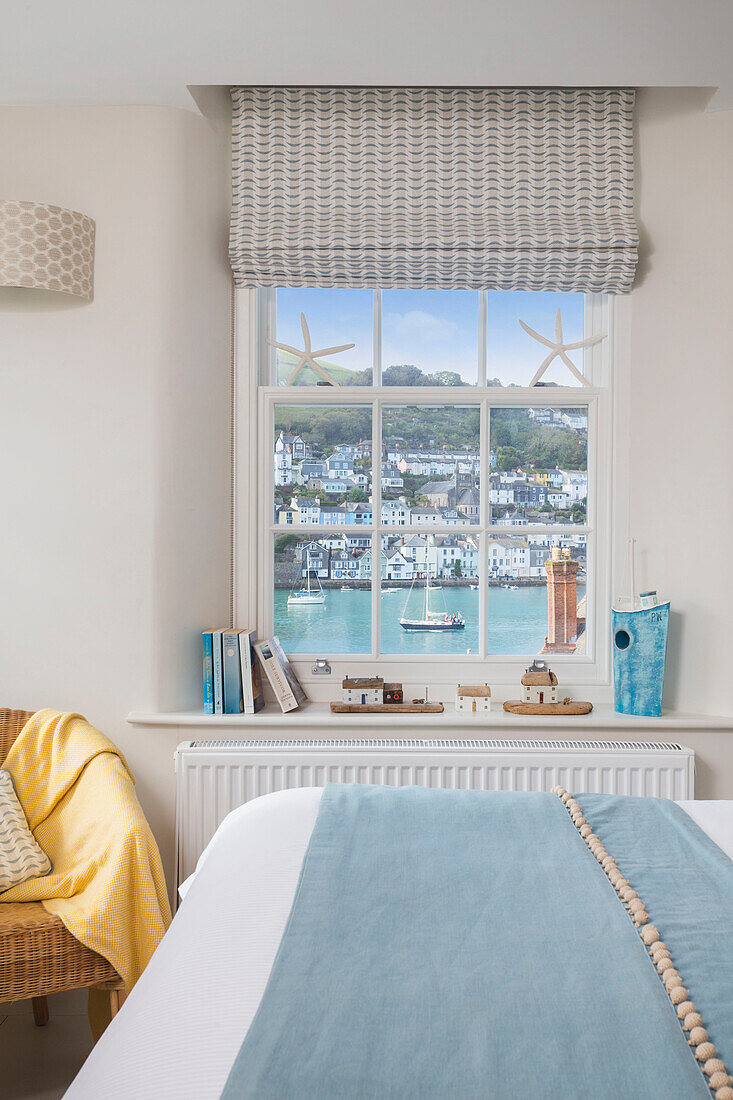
<box><xmin>251</xmin><ymin>631</ymin><xmax>266</xmax><ymax>714</ymax></box>
<box><xmin>202</xmin><ymin>632</ymin><xmax>214</xmax><ymax>714</ymax></box>
<box><xmin>222</xmin><ymin>631</ymin><xmax>244</xmax><ymax>714</ymax></box>
<box><xmin>255</xmin><ymin>642</ymin><xmax>298</xmax><ymax>713</ymax></box>
<box><xmin>239</xmin><ymin>631</ymin><xmax>254</xmax><ymax>714</ymax></box>
<box><xmin>270</xmin><ymin>635</ymin><xmax>307</xmax><ymax>705</ymax></box>
<box><xmin>212</xmin><ymin>631</ymin><xmax>224</xmax><ymax>714</ymax></box>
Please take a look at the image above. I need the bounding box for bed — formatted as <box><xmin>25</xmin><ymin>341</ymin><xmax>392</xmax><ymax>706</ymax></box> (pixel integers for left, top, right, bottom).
<box><xmin>64</xmin><ymin>787</ymin><xmax>733</xmax><ymax>1099</ymax></box>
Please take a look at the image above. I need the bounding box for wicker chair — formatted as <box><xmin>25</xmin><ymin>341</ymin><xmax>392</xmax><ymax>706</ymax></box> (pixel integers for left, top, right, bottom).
<box><xmin>0</xmin><ymin>708</ymin><xmax>125</xmax><ymax>1026</ymax></box>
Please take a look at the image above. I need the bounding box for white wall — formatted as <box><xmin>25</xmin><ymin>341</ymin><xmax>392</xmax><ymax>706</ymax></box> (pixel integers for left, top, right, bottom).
<box><xmin>632</xmin><ymin>90</ymin><xmax>733</xmax><ymax>721</ymax></box>
<box><xmin>0</xmin><ymin>89</ymin><xmax>732</xmax><ymax>897</ymax></box>
<box><xmin>0</xmin><ymin>107</ymin><xmax>232</xmax><ymax>885</ymax></box>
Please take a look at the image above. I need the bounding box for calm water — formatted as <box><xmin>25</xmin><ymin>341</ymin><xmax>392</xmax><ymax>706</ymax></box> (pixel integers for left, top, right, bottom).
<box><xmin>274</xmin><ymin>585</ymin><xmax>585</xmax><ymax>656</ymax></box>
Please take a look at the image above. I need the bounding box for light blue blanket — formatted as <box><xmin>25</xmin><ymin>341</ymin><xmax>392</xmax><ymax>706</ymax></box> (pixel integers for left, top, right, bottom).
<box><xmin>222</xmin><ymin>785</ymin><xmax>733</xmax><ymax>1099</ymax></box>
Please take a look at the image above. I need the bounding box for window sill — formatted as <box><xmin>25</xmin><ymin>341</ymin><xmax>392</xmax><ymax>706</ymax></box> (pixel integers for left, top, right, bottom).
<box><xmin>127</xmin><ymin>703</ymin><xmax>733</xmax><ymax>733</ymax></box>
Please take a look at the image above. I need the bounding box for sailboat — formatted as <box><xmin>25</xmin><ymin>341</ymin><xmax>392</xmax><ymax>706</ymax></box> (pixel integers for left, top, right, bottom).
<box><xmin>288</xmin><ymin>554</ymin><xmax>326</xmax><ymax>606</ymax></box>
<box><xmin>400</xmin><ymin>565</ymin><xmax>465</xmax><ymax>632</ymax></box>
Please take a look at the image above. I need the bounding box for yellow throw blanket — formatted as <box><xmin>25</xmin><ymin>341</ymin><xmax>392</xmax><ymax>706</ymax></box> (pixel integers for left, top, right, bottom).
<box><xmin>2</xmin><ymin>710</ymin><xmax>171</xmax><ymax>1034</ymax></box>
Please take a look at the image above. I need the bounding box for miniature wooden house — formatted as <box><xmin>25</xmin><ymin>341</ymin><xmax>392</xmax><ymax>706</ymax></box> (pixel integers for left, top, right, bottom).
<box><xmin>383</xmin><ymin>682</ymin><xmax>403</xmax><ymax>704</ymax></box>
<box><xmin>521</xmin><ymin>661</ymin><xmax>558</xmax><ymax>704</ymax></box>
<box><xmin>456</xmin><ymin>684</ymin><xmax>491</xmax><ymax>713</ymax></box>
<box><xmin>342</xmin><ymin>676</ymin><xmax>384</xmax><ymax>705</ymax></box>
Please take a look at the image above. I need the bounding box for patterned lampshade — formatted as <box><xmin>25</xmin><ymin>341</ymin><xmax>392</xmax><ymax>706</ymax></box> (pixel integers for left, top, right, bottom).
<box><xmin>0</xmin><ymin>199</ymin><xmax>95</xmax><ymax>300</ymax></box>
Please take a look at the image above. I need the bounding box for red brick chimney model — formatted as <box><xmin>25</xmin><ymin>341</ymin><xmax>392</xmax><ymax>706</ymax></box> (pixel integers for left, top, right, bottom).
<box><xmin>542</xmin><ymin>546</ymin><xmax>578</xmax><ymax>653</ymax></box>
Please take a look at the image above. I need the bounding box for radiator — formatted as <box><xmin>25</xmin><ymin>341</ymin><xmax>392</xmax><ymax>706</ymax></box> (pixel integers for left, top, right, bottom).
<box><xmin>174</xmin><ymin>738</ymin><xmax>694</xmax><ymax>888</ymax></box>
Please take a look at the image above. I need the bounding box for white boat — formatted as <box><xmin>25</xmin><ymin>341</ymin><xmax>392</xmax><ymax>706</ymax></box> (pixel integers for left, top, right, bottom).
<box><xmin>340</xmin><ymin>585</ymin><xmax>352</xmax><ymax>591</ymax></box>
<box><xmin>381</xmin><ymin>587</ymin><xmax>400</xmax><ymax>594</ymax></box>
<box><xmin>469</xmin><ymin>584</ymin><xmax>478</xmax><ymax>590</ymax></box>
<box><xmin>288</xmin><ymin>556</ymin><xmax>326</xmax><ymax>606</ymax></box>
<box><xmin>400</xmin><ymin>564</ymin><xmax>465</xmax><ymax>632</ymax></box>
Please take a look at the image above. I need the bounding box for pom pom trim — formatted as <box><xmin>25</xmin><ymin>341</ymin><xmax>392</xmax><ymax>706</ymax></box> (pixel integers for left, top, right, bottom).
<box><xmin>553</xmin><ymin>787</ymin><xmax>729</xmax><ymax>1091</ymax></box>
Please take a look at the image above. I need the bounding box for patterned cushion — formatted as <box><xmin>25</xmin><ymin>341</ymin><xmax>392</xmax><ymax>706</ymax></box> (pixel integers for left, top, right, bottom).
<box><xmin>0</xmin><ymin>768</ymin><xmax>52</xmax><ymax>892</ymax></box>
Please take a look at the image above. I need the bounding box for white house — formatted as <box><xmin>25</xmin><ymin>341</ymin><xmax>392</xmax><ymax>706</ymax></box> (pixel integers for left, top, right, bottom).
<box><xmin>383</xmin><ymin>548</ymin><xmax>413</xmax><ymax>581</ymax></box>
<box><xmin>400</xmin><ymin>535</ymin><xmax>430</xmax><ymax>569</ymax></box>
<box><xmin>487</xmin><ymin>538</ymin><xmax>530</xmax><ymax>578</ymax></box>
<box><xmin>561</xmin><ymin>411</ymin><xmax>587</xmax><ymax>433</ymax></box>
<box><xmin>274</xmin><ymin>443</ymin><xmax>293</xmax><ymax>486</ymax></box>
<box><xmin>562</xmin><ymin>473</ymin><xmax>588</xmax><ymax>501</ymax></box>
<box><xmin>409</xmin><ymin>506</ymin><xmax>443</xmax><ymax>525</ymax></box>
<box><xmin>291</xmin><ymin>496</ymin><xmax>322</xmax><ymax>524</ymax></box>
<box><xmin>521</xmin><ymin>661</ymin><xmax>559</xmax><ymax>704</ymax></box>
<box><xmin>342</xmin><ymin>677</ymin><xmax>383</xmax><ymax>705</ymax></box>
<box><xmin>381</xmin><ymin>499</ymin><xmax>411</xmax><ymax>525</ymax></box>
<box><xmin>456</xmin><ymin>685</ymin><xmax>492</xmax><ymax>713</ymax></box>
<box><xmin>489</xmin><ymin>479</ymin><xmax>515</xmax><ymax>506</ymax></box>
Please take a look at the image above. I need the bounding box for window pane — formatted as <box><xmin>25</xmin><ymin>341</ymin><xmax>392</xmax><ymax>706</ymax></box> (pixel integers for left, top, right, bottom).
<box><xmin>273</xmin><ymin>405</ymin><xmax>372</xmax><ymax>522</ymax></box>
<box><xmin>273</xmin><ymin>533</ymin><xmax>371</xmax><ymax>653</ymax></box>
<box><xmin>487</xmin><ymin>536</ymin><xmax>588</xmax><ymax>656</ymax></box>
<box><xmin>274</xmin><ymin>289</ymin><xmax>373</xmax><ymax>386</ymax></box>
<box><xmin>382</xmin><ymin>405</ymin><xmax>480</xmax><ymax>527</ymax></box>
<box><xmin>489</xmin><ymin>406</ymin><xmax>587</xmax><ymax>526</ymax></box>
<box><xmin>380</xmin><ymin>534</ymin><xmax>479</xmax><ymax>656</ymax></box>
<box><xmin>382</xmin><ymin>290</ymin><xmax>478</xmax><ymax>387</ymax></box>
<box><xmin>486</xmin><ymin>291</ymin><xmax>585</xmax><ymax>387</ymax></box>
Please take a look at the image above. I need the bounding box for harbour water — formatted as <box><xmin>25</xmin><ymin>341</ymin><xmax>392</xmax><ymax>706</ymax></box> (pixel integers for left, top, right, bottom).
<box><xmin>274</xmin><ymin>584</ymin><xmax>586</xmax><ymax>656</ymax></box>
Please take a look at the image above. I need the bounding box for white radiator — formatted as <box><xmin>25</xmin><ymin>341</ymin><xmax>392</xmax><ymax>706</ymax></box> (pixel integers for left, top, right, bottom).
<box><xmin>174</xmin><ymin>738</ymin><xmax>694</xmax><ymax>888</ymax></box>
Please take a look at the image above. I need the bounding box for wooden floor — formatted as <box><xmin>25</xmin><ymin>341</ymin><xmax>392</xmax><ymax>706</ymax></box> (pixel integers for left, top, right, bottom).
<box><xmin>0</xmin><ymin>990</ymin><xmax>93</xmax><ymax>1099</ymax></box>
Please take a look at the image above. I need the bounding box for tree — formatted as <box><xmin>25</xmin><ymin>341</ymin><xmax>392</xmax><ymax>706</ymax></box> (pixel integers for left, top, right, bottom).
<box><xmin>496</xmin><ymin>447</ymin><xmax>521</xmax><ymax>471</ymax></box>
<box><xmin>433</xmin><ymin>370</ymin><xmax>465</xmax><ymax>387</ymax></box>
<box><xmin>348</xmin><ymin>487</ymin><xmax>368</xmax><ymax>502</ymax></box>
<box><xmin>453</xmin><ymin>560</ymin><xmax>463</xmax><ymax>578</ymax></box>
<box><xmin>274</xmin><ymin>534</ymin><xmax>300</xmax><ymax>555</ymax></box>
<box><xmin>381</xmin><ymin>364</ymin><xmax>430</xmax><ymax>387</ymax></box>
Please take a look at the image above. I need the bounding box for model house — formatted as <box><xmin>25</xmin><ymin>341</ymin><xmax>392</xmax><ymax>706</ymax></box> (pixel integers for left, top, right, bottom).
<box><xmin>341</xmin><ymin>677</ymin><xmax>384</xmax><ymax>705</ymax></box>
<box><xmin>456</xmin><ymin>685</ymin><xmax>492</xmax><ymax>713</ymax></box>
<box><xmin>521</xmin><ymin>661</ymin><xmax>559</xmax><ymax>704</ymax></box>
<box><xmin>383</xmin><ymin>683</ymin><xmax>404</xmax><ymax>704</ymax></box>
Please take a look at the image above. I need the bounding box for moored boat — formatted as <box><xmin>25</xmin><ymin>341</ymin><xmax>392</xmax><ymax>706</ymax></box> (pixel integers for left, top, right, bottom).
<box><xmin>400</xmin><ymin>561</ymin><xmax>465</xmax><ymax>632</ymax></box>
<box><xmin>288</xmin><ymin>555</ymin><xmax>326</xmax><ymax>606</ymax></box>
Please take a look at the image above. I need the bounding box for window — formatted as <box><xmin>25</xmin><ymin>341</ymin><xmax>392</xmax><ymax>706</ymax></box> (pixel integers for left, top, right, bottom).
<box><xmin>238</xmin><ymin>288</ymin><xmax>620</xmax><ymax>693</ymax></box>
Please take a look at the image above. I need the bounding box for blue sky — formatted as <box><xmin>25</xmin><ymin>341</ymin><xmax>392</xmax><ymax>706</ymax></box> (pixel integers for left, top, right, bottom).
<box><xmin>275</xmin><ymin>288</ymin><xmax>584</xmax><ymax>386</ymax></box>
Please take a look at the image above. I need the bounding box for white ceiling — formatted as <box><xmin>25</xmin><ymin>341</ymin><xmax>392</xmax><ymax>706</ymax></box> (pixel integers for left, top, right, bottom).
<box><xmin>2</xmin><ymin>0</ymin><xmax>732</xmax><ymax>112</ymax></box>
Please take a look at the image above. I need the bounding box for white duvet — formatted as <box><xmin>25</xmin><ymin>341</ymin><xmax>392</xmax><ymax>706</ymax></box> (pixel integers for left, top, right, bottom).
<box><xmin>64</xmin><ymin>791</ymin><xmax>733</xmax><ymax>1100</ymax></box>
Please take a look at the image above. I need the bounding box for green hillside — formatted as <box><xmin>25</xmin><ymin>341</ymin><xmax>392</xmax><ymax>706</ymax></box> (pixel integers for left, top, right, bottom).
<box><xmin>276</xmin><ymin>350</ymin><xmax>361</xmax><ymax>386</ymax></box>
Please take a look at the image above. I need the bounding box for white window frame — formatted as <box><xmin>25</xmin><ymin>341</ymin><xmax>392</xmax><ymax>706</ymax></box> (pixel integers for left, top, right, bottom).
<box><xmin>235</xmin><ymin>289</ymin><xmax>631</xmax><ymax>702</ymax></box>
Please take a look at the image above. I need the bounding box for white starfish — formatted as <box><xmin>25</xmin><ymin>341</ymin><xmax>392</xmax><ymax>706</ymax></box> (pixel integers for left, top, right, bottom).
<box><xmin>267</xmin><ymin>312</ymin><xmax>355</xmax><ymax>387</ymax></box>
<box><xmin>518</xmin><ymin>309</ymin><xmax>606</xmax><ymax>387</ymax></box>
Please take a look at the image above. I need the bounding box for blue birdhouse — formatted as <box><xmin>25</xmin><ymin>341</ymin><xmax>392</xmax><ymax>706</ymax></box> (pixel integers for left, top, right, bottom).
<box><xmin>612</xmin><ymin>601</ymin><xmax>670</xmax><ymax>717</ymax></box>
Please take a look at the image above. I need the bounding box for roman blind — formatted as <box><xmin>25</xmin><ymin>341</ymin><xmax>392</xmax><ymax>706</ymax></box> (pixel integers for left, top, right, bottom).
<box><xmin>230</xmin><ymin>86</ymin><xmax>638</xmax><ymax>293</ymax></box>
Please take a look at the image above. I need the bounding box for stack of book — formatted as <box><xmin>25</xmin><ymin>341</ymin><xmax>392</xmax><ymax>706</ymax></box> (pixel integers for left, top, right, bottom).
<box><xmin>202</xmin><ymin>630</ymin><xmax>307</xmax><ymax>715</ymax></box>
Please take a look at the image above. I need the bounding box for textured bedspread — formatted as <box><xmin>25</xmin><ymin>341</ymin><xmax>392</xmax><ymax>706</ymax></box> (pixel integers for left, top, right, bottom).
<box><xmin>222</xmin><ymin>785</ymin><xmax>732</xmax><ymax>1099</ymax></box>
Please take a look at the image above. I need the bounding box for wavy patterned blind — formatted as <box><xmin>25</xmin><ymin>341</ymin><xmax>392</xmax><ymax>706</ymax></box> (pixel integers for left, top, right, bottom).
<box><xmin>230</xmin><ymin>86</ymin><xmax>638</xmax><ymax>292</ymax></box>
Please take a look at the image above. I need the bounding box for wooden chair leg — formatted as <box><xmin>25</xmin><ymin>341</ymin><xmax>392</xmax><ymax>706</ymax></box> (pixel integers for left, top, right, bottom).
<box><xmin>109</xmin><ymin>987</ymin><xmax>126</xmax><ymax>1019</ymax></box>
<box><xmin>32</xmin><ymin>996</ymin><xmax>49</xmax><ymax>1027</ymax></box>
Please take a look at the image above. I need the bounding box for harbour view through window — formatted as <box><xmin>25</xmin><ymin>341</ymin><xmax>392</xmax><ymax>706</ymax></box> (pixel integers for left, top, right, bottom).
<box><xmin>265</xmin><ymin>289</ymin><xmax>598</xmax><ymax>662</ymax></box>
